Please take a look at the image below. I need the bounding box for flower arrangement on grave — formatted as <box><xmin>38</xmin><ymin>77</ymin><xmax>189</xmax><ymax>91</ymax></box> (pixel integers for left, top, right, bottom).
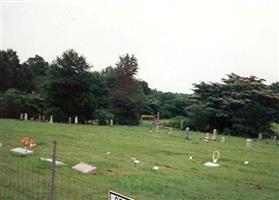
<box><xmin>21</xmin><ymin>136</ymin><xmax>37</xmax><ymax>151</ymax></box>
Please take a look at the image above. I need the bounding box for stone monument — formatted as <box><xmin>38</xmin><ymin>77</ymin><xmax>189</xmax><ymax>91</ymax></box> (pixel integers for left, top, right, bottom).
<box><xmin>212</xmin><ymin>129</ymin><xmax>217</xmax><ymax>141</ymax></box>
<box><xmin>246</xmin><ymin>138</ymin><xmax>252</xmax><ymax>148</ymax></box>
<box><xmin>49</xmin><ymin>115</ymin><xmax>53</xmax><ymax>124</ymax></box>
<box><xmin>185</xmin><ymin>127</ymin><xmax>191</xmax><ymax>140</ymax></box>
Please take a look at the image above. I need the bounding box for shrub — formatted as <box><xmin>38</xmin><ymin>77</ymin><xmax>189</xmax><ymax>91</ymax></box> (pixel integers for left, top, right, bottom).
<box><xmin>92</xmin><ymin>109</ymin><xmax>114</xmax><ymax>125</ymax></box>
<box><xmin>164</xmin><ymin>116</ymin><xmax>191</xmax><ymax>129</ymax></box>
<box><xmin>43</xmin><ymin>107</ymin><xmax>67</xmax><ymax>122</ymax></box>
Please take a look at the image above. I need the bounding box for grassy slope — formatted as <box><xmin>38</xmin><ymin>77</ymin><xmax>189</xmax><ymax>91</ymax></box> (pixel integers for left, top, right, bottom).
<box><xmin>0</xmin><ymin>119</ymin><xmax>279</xmax><ymax>200</ymax></box>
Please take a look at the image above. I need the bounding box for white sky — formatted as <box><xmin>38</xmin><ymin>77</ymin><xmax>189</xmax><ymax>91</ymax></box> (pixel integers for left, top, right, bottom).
<box><xmin>2</xmin><ymin>0</ymin><xmax>278</xmax><ymax>93</ymax></box>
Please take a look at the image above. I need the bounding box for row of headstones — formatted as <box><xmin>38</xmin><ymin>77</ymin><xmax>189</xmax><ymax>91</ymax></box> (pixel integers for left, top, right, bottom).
<box><xmin>185</xmin><ymin>127</ymin><xmax>277</xmax><ymax>147</ymax></box>
<box><xmin>20</xmin><ymin>113</ymin><xmax>114</xmax><ymax>126</ymax></box>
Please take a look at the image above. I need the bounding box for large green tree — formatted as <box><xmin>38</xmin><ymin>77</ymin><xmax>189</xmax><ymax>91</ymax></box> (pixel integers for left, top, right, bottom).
<box><xmin>43</xmin><ymin>49</ymin><xmax>95</xmax><ymax>122</ymax></box>
<box><xmin>187</xmin><ymin>74</ymin><xmax>279</xmax><ymax>137</ymax></box>
<box><xmin>0</xmin><ymin>49</ymin><xmax>34</xmax><ymax>92</ymax></box>
<box><xmin>109</xmin><ymin>54</ymin><xmax>144</xmax><ymax>125</ymax></box>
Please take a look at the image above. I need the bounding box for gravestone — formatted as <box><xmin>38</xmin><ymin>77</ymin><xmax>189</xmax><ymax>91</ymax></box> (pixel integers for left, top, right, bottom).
<box><xmin>69</xmin><ymin>117</ymin><xmax>72</xmax><ymax>124</ymax></box>
<box><xmin>72</xmin><ymin>162</ymin><xmax>97</xmax><ymax>175</ymax></box>
<box><xmin>49</xmin><ymin>115</ymin><xmax>53</xmax><ymax>124</ymax></box>
<box><xmin>11</xmin><ymin>147</ymin><xmax>33</xmax><ymax>156</ymax></box>
<box><xmin>180</xmin><ymin>120</ymin><xmax>184</xmax><ymax>129</ymax></box>
<box><xmin>38</xmin><ymin>115</ymin><xmax>42</xmax><ymax>121</ymax></box>
<box><xmin>40</xmin><ymin>157</ymin><xmax>65</xmax><ymax>165</ymax></box>
<box><xmin>110</xmin><ymin>119</ymin><xmax>113</xmax><ymax>126</ymax></box>
<box><xmin>20</xmin><ymin>113</ymin><xmax>23</xmax><ymax>120</ymax></box>
<box><xmin>185</xmin><ymin>127</ymin><xmax>191</xmax><ymax>140</ymax></box>
<box><xmin>75</xmin><ymin>116</ymin><xmax>78</xmax><ymax>124</ymax></box>
<box><xmin>221</xmin><ymin>136</ymin><xmax>225</xmax><ymax>143</ymax></box>
<box><xmin>204</xmin><ymin>133</ymin><xmax>210</xmax><ymax>142</ymax></box>
<box><xmin>24</xmin><ymin>113</ymin><xmax>28</xmax><ymax>120</ymax></box>
<box><xmin>258</xmin><ymin>133</ymin><xmax>262</xmax><ymax>140</ymax></box>
<box><xmin>42</xmin><ymin>115</ymin><xmax>46</xmax><ymax>122</ymax></box>
<box><xmin>212</xmin><ymin>129</ymin><xmax>217</xmax><ymax>141</ymax></box>
<box><xmin>246</xmin><ymin>139</ymin><xmax>252</xmax><ymax>148</ymax></box>
<box><xmin>168</xmin><ymin>127</ymin><xmax>173</xmax><ymax>134</ymax></box>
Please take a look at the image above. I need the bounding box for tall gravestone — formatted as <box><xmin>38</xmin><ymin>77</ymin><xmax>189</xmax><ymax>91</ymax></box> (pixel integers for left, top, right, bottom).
<box><xmin>49</xmin><ymin>115</ymin><xmax>53</xmax><ymax>124</ymax></box>
<box><xmin>212</xmin><ymin>129</ymin><xmax>217</xmax><ymax>141</ymax></box>
<box><xmin>258</xmin><ymin>133</ymin><xmax>262</xmax><ymax>140</ymax></box>
<box><xmin>20</xmin><ymin>113</ymin><xmax>23</xmax><ymax>120</ymax></box>
<box><xmin>110</xmin><ymin>119</ymin><xmax>113</xmax><ymax>126</ymax></box>
<box><xmin>38</xmin><ymin>115</ymin><xmax>42</xmax><ymax>121</ymax></box>
<box><xmin>24</xmin><ymin>113</ymin><xmax>28</xmax><ymax>120</ymax></box>
<box><xmin>69</xmin><ymin>117</ymin><xmax>72</xmax><ymax>124</ymax></box>
<box><xmin>75</xmin><ymin>116</ymin><xmax>78</xmax><ymax>124</ymax></box>
<box><xmin>185</xmin><ymin>127</ymin><xmax>191</xmax><ymax>140</ymax></box>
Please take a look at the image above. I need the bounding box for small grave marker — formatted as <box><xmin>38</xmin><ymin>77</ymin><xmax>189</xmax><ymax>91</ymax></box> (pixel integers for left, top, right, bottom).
<box><xmin>72</xmin><ymin>162</ymin><xmax>97</xmax><ymax>175</ymax></box>
<box><xmin>246</xmin><ymin>139</ymin><xmax>252</xmax><ymax>148</ymax></box>
<box><xmin>221</xmin><ymin>136</ymin><xmax>225</xmax><ymax>143</ymax></box>
<box><xmin>75</xmin><ymin>116</ymin><xmax>78</xmax><ymax>124</ymax></box>
<box><xmin>258</xmin><ymin>133</ymin><xmax>262</xmax><ymax>140</ymax></box>
<box><xmin>11</xmin><ymin>147</ymin><xmax>33</xmax><ymax>156</ymax></box>
<box><xmin>40</xmin><ymin>157</ymin><xmax>65</xmax><ymax>165</ymax></box>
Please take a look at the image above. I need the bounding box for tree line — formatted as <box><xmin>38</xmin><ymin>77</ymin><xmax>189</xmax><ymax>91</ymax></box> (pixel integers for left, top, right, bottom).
<box><xmin>1</xmin><ymin>49</ymin><xmax>279</xmax><ymax>137</ymax></box>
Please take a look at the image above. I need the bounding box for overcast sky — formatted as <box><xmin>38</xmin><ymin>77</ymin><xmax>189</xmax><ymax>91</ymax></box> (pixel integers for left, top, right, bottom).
<box><xmin>2</xmin><ymin>0</ymin><xmax>278</xmax><ymax>93</ymax></box>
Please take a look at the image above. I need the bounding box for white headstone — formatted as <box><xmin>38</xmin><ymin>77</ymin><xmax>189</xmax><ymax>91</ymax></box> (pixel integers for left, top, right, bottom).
<box><xmin>258</xmin><ymin>133</ymin><xmax>262</xmax><ymax>140</ymax></box>
<box><xmin>212</xmin><ymin>129</ymin><xmax>217</xmax><ymax>141</ymax></box>
<box><xmin>185</xmin><ymin>127</ymin><xmax>191</xmax><ymax>140</ymax></box>
<box><xmin>72</xmin><ymin>162</ymin><xmax>97</xmax><ymax>175</ymax></box>
<box><xmin>40</xmin><ymin>157</ymin><xmax>65</xmax><ymax>165</ymax></box>
<box><xmin>24</xmin><ymin>113</ymin><xmax>28</xmax><ymax>120</ymax></box>
<box><xmin>221</xmin><ymin>136</ymin><xmax>225</xmax><ymax>143</ymax></box>
<box><xmin>49</xmin><ymin>115</ymin><xmax>53</xmax><ymax>124</ymax></box>
<box><xmin>110</xmin><ymin>119</ymin><xmax>113</xmax><ymax>126</ymax></box>
<box><xmin>246</xmin><ymin>139</ymin><xmax>252</xmax><ymax>148</ymax></box>
<box><xmin>11</xmin><ymin>147</ymin><xmax>33</xmax><ymax>155</ymax></box>
<box><xmin>75</xmin><ymin>116</ymin><xmax>78</xmax><ymax>124</ymax></box>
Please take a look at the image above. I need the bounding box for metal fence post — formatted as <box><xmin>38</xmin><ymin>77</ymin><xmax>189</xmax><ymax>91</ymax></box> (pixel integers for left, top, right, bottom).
<box><xmin>48</xmin><ymin>141</ymin><xmax>57</xmax><ymax>200</ymax></box>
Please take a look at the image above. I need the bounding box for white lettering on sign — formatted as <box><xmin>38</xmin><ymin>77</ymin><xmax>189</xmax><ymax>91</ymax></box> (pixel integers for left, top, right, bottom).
<box><xmin>108</xmin><ymin>190</ymin><xmax>134</xmax><ymax>200</ymax></box>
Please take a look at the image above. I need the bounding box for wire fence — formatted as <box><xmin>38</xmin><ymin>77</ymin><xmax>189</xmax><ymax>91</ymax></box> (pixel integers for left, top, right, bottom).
<box><xmin>0</xmin><ymin>141</ymin><xmax>105</xmax><ymax>200</ymax></box>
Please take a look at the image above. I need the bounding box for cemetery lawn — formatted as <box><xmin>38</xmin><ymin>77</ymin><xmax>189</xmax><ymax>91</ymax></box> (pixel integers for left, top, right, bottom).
<box><xmin>0</xmin><ymin>119</ymin><xmax>279</xmax><ymax>200</ymax></box>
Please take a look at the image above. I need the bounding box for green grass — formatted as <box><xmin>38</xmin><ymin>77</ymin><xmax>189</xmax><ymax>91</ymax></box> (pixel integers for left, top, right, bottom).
<box><xmin>0</xmin><ymin>119</ymin><xmax>279</xmax><ymax>200</ymax></box>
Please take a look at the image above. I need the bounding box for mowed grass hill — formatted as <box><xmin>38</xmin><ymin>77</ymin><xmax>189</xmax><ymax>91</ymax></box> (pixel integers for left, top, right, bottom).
<box><xmin>0</xmin><ymin>119</ymin><xmax>279</xmax><ymax>200</ymax></box>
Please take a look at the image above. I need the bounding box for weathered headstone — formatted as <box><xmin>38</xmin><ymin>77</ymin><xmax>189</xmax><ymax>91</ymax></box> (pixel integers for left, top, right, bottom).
<box><xmin>168</xmin><ymin>127</ymin><xmax>173</xmax><ymax>134</ymax></box>
<box><xmin>69</xmin><ymin>117</ymin><xmax>72</xmax><ymax>124</ymax></box>
<box><xmin>155</xmin><ymin>122</ymin><xmax>160</xmax><ymax>133</ymax></box>
<box><xmin>221</xmin><ymin>136</ymin><xmax>225</xmax><ymax>143</ymax></box>
<box><xmin>40</xmin><ymin>157</ymin><xmax>65</xmax><ymax>165</ymax></box>
<box><xmin>75</xmin><ymin>116</ymin><xmax>78</xmax><ymax>124</ymax></box>
<box><xmin>11</xmin><ymin>147</ymin><xmax>33</xmax><ymax>155</ymax></box>
<box><xmin>246</xmin><ymin>138</ymin><xmax>252</xmax><ymax>148</ymax></box>
<box><xmin>42</xmin><ymin>115</ymin><xmax>46</xmax><ymax>122</ymax></box>
<box><xmin>110</xmin><ymin>119</ymin><xmax>113</xmax><ymax>126</ymax></box>
<box><xmin>212</xmin><ymin>129</ymin><xmax>217</xmax><ymax>141</ymax></box>
<box><xmin>24</xmin><ymin>113</ymin><xmax>28</xmax><ymax>120</ymax></box>
<box><xmin>38</xmin><ymin>115</ymin><xmax>42</xmax><ymax>121</ymax></box>
<box><xmin>180</xmin><ymin>119</ymin><xmax>184</xmax><ymax>129</ymax></box>
<box><xmin>258</xmin><ymin>133</ymin><xmax>262</xmax><ymax>140</ymax></box>
<box><xmin>185</xmin><ymin>127</ymin><xmax>191</xmax><ymax>140</ymax></box>
<box><xmin>20</xmin><ymin>113</ymin><xmax>23</xmax><ymax>120</ymax></box>
<box><xmin>72</xmin><ymin>162</ymin><xmax>97</xmax><ymax>175</ymax></box>
<box><xmin>49</xmin><ymin>115</ymin><xmax>53</xmax><ymax>124</ymax></box>
<box><xmin>204</xmin><ymin>133</ymin><xmax>210</xmax><ymax>142</ymax></box>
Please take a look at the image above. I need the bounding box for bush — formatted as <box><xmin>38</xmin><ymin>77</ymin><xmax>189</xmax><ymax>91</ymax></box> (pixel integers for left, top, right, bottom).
<box><xmin>164</xmin><ymin>116</ymin><xmax>191</xmax><ymax>129</ymax></box>
<box><xmin>92</xmin><ymin>109</ymin><xmax>114</xmax><ymax>125</ymax></box>
<box><xmin>43</xmin><ymin>107</ymin><xmax>67</xmax><ymax>122</ymax></box>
